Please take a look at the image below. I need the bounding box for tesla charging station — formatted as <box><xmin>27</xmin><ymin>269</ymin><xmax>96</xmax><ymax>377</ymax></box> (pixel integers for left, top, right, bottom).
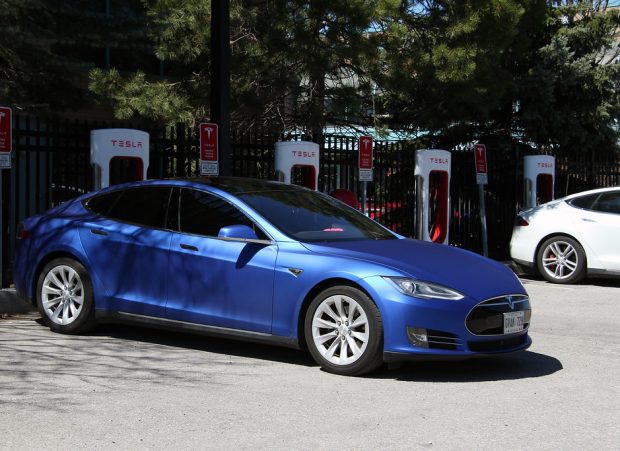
<box><xmin>523</xmin><ymin>155</ymin><xmax>555</xmax><ymax>209</ymax></box>
<box><xmin>90</xmin><ymin>129</ymin><xmax>150</xmax><ymax>189</ymax></box>
<box><xmin>274</xmin><ymin>141</ymin><xmax>320</xmax><ymax>190</ymax></box>
<box><xmin>414</xmin><ymin>149</ymin><xmax>451</xmax><ymax>244</ymax></box>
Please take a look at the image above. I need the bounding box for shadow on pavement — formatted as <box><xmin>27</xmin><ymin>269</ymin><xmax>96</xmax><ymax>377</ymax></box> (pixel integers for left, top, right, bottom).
<box><xmin>92</xmin><ymin>323</ymin><xmax>317</xmax><ymax>368</ymax></box>
<box><xmin>371</xmin><ymin>350</ymin><xmax>562</xmax><ymax>382</ymax></box>
<box><xmin>93</xmin><ymin>323</ymin><xmax>561</xmax><ymax>381</ymax></box>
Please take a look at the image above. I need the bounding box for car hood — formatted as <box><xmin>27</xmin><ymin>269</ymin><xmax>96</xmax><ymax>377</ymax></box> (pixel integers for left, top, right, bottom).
<box><xmin>301</xmin><ymin>238</ymin><xmax>525</xmax><ymax>301</ymax></box>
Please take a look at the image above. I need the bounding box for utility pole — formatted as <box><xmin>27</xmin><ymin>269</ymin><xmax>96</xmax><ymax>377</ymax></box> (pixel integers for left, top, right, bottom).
<box><xmin>210</xmin><ymin>0</ymin><xmax>231</xmax><ymax>176</ymax></box>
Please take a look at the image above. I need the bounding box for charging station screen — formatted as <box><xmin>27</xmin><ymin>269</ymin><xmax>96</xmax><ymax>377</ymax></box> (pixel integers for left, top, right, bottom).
<box><xmin>109</xmin><ymin>157</ymin><xmax>144</xmax><ymax>186</ymax></box>
<box><xmin>428</xmin><ymin>171</ymin><xmax>449</xmax><ymax>243</ymax></box>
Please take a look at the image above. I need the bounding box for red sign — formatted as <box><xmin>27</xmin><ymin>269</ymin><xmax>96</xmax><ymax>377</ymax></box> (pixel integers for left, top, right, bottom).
<box><xmin>474</xmin><ymin>143</ymin><xmax>488</xmax><ymax>185</ymax></box>
<box><xmin>359</xmin><ymin>136</ymin><xmax>373</xmax><ymax>170</ymax></box>
<box><xmin>475</xmin><ymin>144</ymin><xmax>487</xmax><ymax>173</ymax></box>
<box><xmin>0</xmin><ymin>106</ymin><xmax>12</xmax><ymax>153</ymax></box>
<box><xmin>200</xmin><ymin>123</ymin><xmax>218</xmax><ymax>161</ymax></box>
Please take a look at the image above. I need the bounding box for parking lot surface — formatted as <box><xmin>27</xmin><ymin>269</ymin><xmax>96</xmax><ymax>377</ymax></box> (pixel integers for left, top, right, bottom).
<box><xmin>1</xmin><ymin>278</ymin><xmax>619</xmax><ymax>450</ymax></box>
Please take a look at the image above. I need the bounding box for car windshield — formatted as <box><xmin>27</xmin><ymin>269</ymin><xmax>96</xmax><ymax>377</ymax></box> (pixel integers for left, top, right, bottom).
<box><xmin>238</xmin><ymin>188</ymin><xmax>397</xmax><ymax>242</ymax></box>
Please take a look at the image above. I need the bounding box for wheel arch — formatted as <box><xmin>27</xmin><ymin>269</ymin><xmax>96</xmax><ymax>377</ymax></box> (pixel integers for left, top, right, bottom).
<box><xmin>296</xmin><ymin>278</ymin><xmax>377</xmax><ymax>350</ymax></box>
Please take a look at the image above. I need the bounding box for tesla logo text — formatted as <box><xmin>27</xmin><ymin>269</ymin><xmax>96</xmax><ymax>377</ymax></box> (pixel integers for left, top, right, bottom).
<box><xmin>430</xmin><ymin>157</ymin><xmax>449</xmax><ymax>165</ymax></box>
<box><xmin>292</xmin><ymin>151</ymin><xmax>316</xmax><ymax>158</ymax></box>
<box><xmin>110</xmin><ymin>140</ymin><xmax>143</xmax><ymax>148</ymax></box>
<box><xmin>537</xmin><ymin>162</ymin><xmax>553</xmax><ymax>168</ymax></box>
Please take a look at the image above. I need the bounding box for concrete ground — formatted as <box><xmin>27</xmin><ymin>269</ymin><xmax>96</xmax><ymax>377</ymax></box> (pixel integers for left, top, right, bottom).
<box><xmin>0</xmin><ymin>277</ymin><xmax>618</xmax><ymax>450</ymax></box>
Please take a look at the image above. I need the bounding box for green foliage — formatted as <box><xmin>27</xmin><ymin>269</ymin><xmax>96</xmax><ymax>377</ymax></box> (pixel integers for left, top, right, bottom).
<box><xmin>517</xmin><ymin>2</ymin><xmax>620</xmax><ymax>155</ymax></box>
<box><xmin>0</xmin><ymin>0</ymin><xmax>149</xmax><ymax>112</ymax></box>
<box><xmin>89</xmin><ymin>0</ymin><xmax>384</xmax><ymax>133</ymax></box>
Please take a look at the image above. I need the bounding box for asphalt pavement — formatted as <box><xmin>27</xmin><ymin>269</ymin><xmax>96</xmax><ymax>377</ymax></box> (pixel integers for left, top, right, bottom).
<box><xmin>0</xmin><ymin>277</ymin><xmax>618</xmax><ymax>450</ymax></box>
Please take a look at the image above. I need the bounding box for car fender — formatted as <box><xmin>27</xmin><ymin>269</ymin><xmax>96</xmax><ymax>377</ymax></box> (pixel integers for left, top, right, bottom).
<box><xmin>271</xmin><ymin>242</ymin><xmax>404</xmax><ymax>341</ymax></box>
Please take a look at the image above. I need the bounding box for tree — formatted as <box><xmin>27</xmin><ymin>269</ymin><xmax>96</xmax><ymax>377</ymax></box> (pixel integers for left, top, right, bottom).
<box><xmin>375</xmin><ymin>0</ymin><xmax>620</xmax><ymax>155</ymax></box>
<box><xmin>374</xmin><ymin>0</ymin><xmax>545</xmax><ymax>148</ymax></box>
<box><xmin>517</xmin><ymin>1</ymin><xmax>620</xmax><ymax>155</ymax></box>
<box><xmin>0</xmin><ymin>0</ymin><xmax>149</xmax><ymax>113</ymax></box>
<box><xmin>89</xmin><ymin>0</ymin><xmax>387</xmax><ymax>135</ymax></box>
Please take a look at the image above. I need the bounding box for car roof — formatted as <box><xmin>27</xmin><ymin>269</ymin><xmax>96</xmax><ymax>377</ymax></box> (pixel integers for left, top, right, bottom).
<box><xmin>180</xmin><ymin>176</ymin><xmax>308</xmax><ymax>194</ymax></box>
<box><xmin>562</xmin><ymin>186</ymin><xmax>620</xmax><ymax>201</ymax></box>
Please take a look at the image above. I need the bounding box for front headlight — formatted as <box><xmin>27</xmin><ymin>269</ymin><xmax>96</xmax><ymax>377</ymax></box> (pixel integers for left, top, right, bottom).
<box><xmin>383</xmin><ymin>277</ymin><xmax>464</xmax><ymax>300</ymax></box>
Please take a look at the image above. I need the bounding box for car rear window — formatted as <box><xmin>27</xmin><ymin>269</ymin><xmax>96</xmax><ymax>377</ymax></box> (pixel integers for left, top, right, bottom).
<box><xmin>568</xmin><ymin>194</ymin><xmax>599</xmax><ymax>210</ymax></box>
<box><xmin>85</xmin><ymin>187</ymin><xmax>173</xmax><ymax>229</ymax></box>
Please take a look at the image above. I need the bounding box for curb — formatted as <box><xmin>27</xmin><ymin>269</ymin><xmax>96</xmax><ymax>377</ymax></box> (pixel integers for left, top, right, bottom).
<box><xmin>0</xmin><ymin>289</ymin><xmax>36</xmax><ymax>315</ymax></box>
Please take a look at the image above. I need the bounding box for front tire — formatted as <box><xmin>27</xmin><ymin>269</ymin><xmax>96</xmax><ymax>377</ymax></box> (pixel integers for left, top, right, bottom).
<box><xmin>304</xmin><ymin>286</ymin><xmax>383</xmax><ymax>376</ymax></box>
<box><xmin>537</xmin><ymin>236</ymin><xmax>586</xmax><ymax>284</ymax></box>
<box><xmin>36</xmin><ymin>257</ymin><xmax>97</xmax><ymax>334</ymax></box>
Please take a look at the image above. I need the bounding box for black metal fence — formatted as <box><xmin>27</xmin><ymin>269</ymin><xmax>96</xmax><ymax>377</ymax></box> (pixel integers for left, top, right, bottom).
<box><xmin>2</xmin><ymin>115</ymin><xmax>619</xmax><ymax>287</ymax></box>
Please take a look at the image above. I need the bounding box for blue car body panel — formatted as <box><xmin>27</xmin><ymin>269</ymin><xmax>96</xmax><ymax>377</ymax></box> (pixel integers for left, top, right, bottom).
<box><xmin>166</xmin><ymin>233</ymin><xmax>276</xmax><ymax>333</ymax></box>
<box><xmin>13</xmin><ymin>178</ymin><xmax>531</xmax><ymax>361</ymax></box>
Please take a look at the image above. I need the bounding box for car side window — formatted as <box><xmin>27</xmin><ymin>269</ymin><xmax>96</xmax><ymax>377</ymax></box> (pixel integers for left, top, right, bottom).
<box><xmin>568</xmin><ymin>194</ymin><xmax>599</xmax><ymax>210</ymax></box>
<box><xmin>84</xmin><ymin>191</ymin><xmax>123</xmax><ymax>216</ymax></box>
<box><xmin>178</xmin><ymin>188</ymin><xmax>266</xmax><ymax>238</ymax></box>
<box><xmin>591</xmin><ymin>192</ymin><xmax>620</xmax><ymax>214</ymax></box>
<box><xmin>105</xmin><ymin>187</ymin><xmax>173</xmax><ymax>229</ymax></box>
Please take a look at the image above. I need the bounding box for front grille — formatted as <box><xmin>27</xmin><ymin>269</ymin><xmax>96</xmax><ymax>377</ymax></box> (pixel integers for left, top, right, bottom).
<box><xmin>466</xmin><ymin>295</ymin><xmax>531</xmax><ymax>335</ymax></box>
<box><xmin>468</xmin><ymin>335</ymin><xmax>527</xmax><ymax>352</ymax></box>
<box><xmin>427</xmin><ymin>330</ymin><xmax>462</xmax><ymax>351</ymax></box>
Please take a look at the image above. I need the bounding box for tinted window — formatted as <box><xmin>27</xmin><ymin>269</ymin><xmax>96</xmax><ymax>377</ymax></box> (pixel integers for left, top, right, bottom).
<box><xmin>592</xmin><ymin>192</ymin><xmax>620</xmax><ymax>214</ymax></box>
<box><xmin>238</xmin><ymin>189</ymin><xmax>396</xmax><ymax>242</ymax></box>
<box><xmin>106</xmin><ymin>187</ymin><xmax>172</xmax><ymax>228</ymax></box>
<box><xmin>85</xmin><ymin>191</ymin><xmax>123</xmax><ymax>216</ymax></box>
<box><xmin>178</xmin><ymin>188</ymin><xmax>260</xmax><ymax>237</ymax></box>
<box><xmin>569</xmin><ymin>191</ymin><xmax>620</xmax><ymax>214</ymax></box>
<box><xmin>568</xmin><ymin>194</ymin><xmax>599</xmax><ymax>210</ymax></box>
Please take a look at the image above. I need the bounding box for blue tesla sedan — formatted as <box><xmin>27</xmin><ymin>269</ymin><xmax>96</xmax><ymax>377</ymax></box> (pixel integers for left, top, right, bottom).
<box><xmin>13</xmin><ymin>177</ymin><xmax>531</xmax><ymax>376</ymax></box>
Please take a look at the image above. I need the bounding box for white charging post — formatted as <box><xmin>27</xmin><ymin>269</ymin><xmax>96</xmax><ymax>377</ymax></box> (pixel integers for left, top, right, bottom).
<box><xmin>414</xmin><ymin>149</ymin><xmax>451</xmax><ymax>244</ymax></box>
<box><xmin>90</xmin><ymin>129</ymin><xmax>150</xmax><ymax>189</ymax></box>
<box><xmin>274</xmin><ymin>141</ymin><xmax>320</xmax><ymax>190</ymax></box>
<box><xmin>523</xmin><ymin>155</ymin><xmax>555</xmax><ymax>209</ymax></box>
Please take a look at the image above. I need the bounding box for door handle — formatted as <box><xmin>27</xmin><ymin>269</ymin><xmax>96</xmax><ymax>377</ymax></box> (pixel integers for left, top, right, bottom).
<box><xmin>581</xmin><ymin>218</ymin><xmax>596</xmax><ymax>223</ymax></box>
<box><xmin>90</xmin><ymin>228</ymin><xmax>108</xmax><ymax>236</ymax></box>
<box><xmin>180</xmin><ymin>243</ymin><xmax>198</xmax><ymax>251</ymax></box>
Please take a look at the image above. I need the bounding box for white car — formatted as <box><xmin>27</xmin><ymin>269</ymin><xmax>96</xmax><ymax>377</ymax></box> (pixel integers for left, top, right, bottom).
<box><xmin>510</xmin><ymin>186</ymin><xmax>620</xmax><ymax>283</ymax></box>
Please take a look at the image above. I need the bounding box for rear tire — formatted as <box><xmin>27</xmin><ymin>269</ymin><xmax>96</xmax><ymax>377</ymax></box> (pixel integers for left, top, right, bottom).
<box><xmin>304</xmin><ymin>286</ymin><xmax>383</xmax><ymax>376</ymax></box>
<box><xmin>536</xmin><ymin>236</ymin><xmax>586</xmax><ymax>284</ymax></box>
<box><xmin>36</xmin><ymin>257</ymin><xmax>97</xmax><ymax>334</ymax></box>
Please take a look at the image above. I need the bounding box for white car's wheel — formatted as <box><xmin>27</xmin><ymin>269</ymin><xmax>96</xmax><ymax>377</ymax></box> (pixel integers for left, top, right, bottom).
<box><xmin>537</xmin><ymin>236</ymin><xmax>586</xmax><ymax>284</ymax></box>
<box><xmin>305</xmin><ymin>286</ymin><xmax>383</xmax><ymax>376</ymax></box>
<box><xmin>37</xmin><ymin>258</ymin><xmax>97</xmax><ymax>333</ymax></box>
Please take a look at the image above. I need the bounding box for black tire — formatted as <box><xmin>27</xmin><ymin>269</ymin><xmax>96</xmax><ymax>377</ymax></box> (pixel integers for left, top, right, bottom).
<box><xmin>536</xmin><ymin>236</ymin><xmax>586</xmax><ymax>284</ymax></box>
<box><xmin>304</xmin><ymin>285</ymin><xmax>383</xmax><ymax>376</ymax></box>
<box><xmin>36</xmin><ymin>257</ymin><xmax>97</xmax><ymax>334</ymax></box>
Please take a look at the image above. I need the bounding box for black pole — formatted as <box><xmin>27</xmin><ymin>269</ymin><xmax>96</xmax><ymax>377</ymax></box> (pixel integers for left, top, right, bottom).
<box><xmin>211</xmin><ymin>0</ymin><xmax>231</xmax><ymax>176</ymax></box>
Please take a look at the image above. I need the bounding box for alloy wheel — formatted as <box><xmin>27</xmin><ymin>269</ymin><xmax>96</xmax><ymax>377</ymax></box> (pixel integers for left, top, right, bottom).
<box><xmin>311</xmin><ymin>294</ymin><xmax>370</xmax><ymax>366</ymax></box>
<box><xmin>541</xmin><ymin>240</ymin><xmax>579</xmax><ymax>281</ymax></box>
<box><xmin>40</xmin><ymin>265</ymin><xmax>85</xmax><ymax>325</ymax></box>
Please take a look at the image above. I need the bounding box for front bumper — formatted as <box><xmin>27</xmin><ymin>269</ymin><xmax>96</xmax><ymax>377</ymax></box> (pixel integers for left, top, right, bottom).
<box><xmin>362</xmin><ymin>277</ymin><xmax>532</xmax><ymax>361</ymax></box>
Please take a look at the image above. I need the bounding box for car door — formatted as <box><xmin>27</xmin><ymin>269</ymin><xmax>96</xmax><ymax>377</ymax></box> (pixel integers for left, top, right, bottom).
<box><xmin>78</xmin><ymin>186</ymin><xmax>174</xmax><ymax>317</ymax></box>
<box><xmin>572</xmin><ymin>191</ymin><xmax>620</xmax><ymax>271</ymax></box>
<box><xmin>166</xmin><ymin>187</ymin><xmax>277</xmax><ymax>333</ymax></box>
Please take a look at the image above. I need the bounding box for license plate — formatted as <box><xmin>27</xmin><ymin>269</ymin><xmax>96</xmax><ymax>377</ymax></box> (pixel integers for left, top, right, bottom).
<box><xmin>503</xmin><ymin>311</ymin><xmax>525</xmax><ymax>334</ymax></box>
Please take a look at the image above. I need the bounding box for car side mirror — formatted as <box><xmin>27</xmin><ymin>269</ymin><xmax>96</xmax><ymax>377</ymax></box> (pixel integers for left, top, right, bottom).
<box><xmin>218</xmin><ymin>224</ymin><xmax>260</xmax><ymax>240</ymax></box>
